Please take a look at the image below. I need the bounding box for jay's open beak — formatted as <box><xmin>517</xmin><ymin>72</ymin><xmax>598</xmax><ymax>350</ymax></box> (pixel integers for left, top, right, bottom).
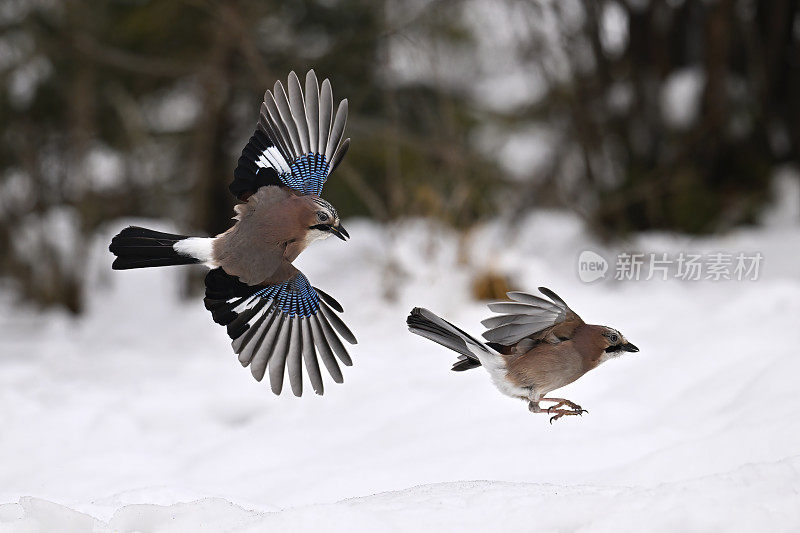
<box><xmin>621</xmin><ymin>342</ymin><xmax>639</xmax><ymax>352</ymax></box>
<box><xmin>329</xmin><ymin>224</ymin><xmax>349</xmax><ymax>241</ymax></box>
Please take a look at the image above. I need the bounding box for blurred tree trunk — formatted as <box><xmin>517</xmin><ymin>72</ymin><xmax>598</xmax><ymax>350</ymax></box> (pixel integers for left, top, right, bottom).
<box><xmin>189</xmin><ymin>11</ymin><xmax>236</xmax><ymax>238</ymax></box>
<box><xmin>517</xmin><ymin>0</ymin><xmax>799</xmax><ymax>236</ymax></box>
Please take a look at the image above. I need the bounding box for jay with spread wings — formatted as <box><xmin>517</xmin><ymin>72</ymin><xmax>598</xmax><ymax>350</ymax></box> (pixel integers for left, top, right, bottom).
<box><xmin>109</xmin><ymin>70</ymin><xmax>356</xmax><ymax>397</ymax></box>
<box><xmin>407</xmin><ymin>288</ymin><xmax>639</xmax><ymax>422</ymax></box>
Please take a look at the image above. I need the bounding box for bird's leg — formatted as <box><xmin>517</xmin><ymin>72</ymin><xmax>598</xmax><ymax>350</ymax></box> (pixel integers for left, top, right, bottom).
<box><xmin>528</xmin><ymin>400</ymin><xmax>543</xmax><ymax>414</ymax></box>
<box><xmin>540</xmin><ymin>397</ymin><xmax>588</xmax><ymax>414</ymax></box>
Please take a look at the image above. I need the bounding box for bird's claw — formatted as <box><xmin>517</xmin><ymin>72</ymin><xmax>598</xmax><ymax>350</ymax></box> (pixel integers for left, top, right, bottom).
<box><xmin>540</xmin><ymin>399</ymin><xmax>589</xmax><ymax>422</ymax></box>
<box><xmin>548</xmin><ymin>407</ymin><xmax>588</xmax><ymax>423</ymax></box>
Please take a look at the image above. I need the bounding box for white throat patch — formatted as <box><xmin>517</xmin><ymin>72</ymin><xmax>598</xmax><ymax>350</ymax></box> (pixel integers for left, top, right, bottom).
<box><xmin>305</xmin><ymin>228</ymin><xmax>331</xmax><ymax>246</ymax></box>
<box><xmin>597</xmin><ymin>349</ymin><xmax>624</xmax><ymax>365</ymax></box>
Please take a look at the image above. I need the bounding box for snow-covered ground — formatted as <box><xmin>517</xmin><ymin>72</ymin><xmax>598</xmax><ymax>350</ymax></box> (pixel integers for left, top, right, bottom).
<box><xmin>2</xmin><ymin>211</ymin><xmax>800</xmax><ymax>531</ymax></box>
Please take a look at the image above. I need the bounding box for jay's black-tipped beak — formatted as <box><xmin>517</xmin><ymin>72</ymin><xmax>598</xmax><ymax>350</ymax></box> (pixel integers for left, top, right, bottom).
<box><xmin>329</xmin><ymin>224</ymin><xmax>349</xmax><ymax>241</ymax></box>
<box><xmin>310</xmin><ymin>223</ymin><xmax>349</xmax><ymax>241</ymax></box>
<box><xmin>621</xmin><ymin>342</ymin><xmax>639</xmax><ymax>352</ymax></box>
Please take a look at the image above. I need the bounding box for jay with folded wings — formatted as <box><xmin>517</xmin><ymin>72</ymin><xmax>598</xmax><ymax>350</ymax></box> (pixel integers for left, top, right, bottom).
<box><xmin>109</xmin><ymin>70</ymin><xmax>356</xmax><ymax>397</ymax></box>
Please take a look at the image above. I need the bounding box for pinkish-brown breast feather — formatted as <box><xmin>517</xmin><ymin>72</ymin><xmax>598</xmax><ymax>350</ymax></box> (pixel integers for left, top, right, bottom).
<box><xmin>213</xmin><ymin>187</ymin><xmax>307</xmax><ymax>285</ymax></box>
<box><xmin>503</xmin><ymin>341</ymin><xmax>586</xmax><ymax>396</ymax></box>
<box><xmin>503</xmin><ymin>324</ymin><xmax>607</xmax><ymax>396</ymax></box>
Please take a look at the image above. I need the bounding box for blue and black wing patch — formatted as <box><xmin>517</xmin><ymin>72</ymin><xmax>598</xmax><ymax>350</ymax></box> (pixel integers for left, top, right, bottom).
<box><xmin>231</xmin><ymin>69</ymin><xmax>350</xmax><ymax>198</ymax></box>
<box><xmin>204</xmin><ymin>268</ymin><xmax>356</xmax><ymax>396</ymax></box>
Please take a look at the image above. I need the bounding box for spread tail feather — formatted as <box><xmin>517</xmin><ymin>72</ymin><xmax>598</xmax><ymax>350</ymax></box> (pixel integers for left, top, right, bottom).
<box><xmin>406</xmin><ymin>307</ymin><xmax>492</xmax><ymax>371</ymax></box>
<box><xmin>109</xmin><ymin>226</ymin><xmax>212</xmax><ymax>270</ymax></box>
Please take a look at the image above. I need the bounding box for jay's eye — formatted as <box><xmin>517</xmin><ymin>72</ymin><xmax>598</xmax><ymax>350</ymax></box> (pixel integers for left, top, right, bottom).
<box><xmin>317</xmin><ymin>212</ymin><xmax>329</xmax><ymax>222</ymax></box>
<box><xmin>608</xmin><ymin>333</ymin><xmax>619</xmax><ymax>343</ymax></box>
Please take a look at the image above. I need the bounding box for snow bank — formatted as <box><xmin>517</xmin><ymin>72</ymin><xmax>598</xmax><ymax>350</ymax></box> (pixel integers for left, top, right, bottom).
<box><xmin>1</xmin><ymin>211</ymin><xmax>799</xmax><ymax>531</ymax></box>
<box><xmin>4</xmin><ymin>457</ymin><xmax>799</xmax><ymax>532</ymax></box>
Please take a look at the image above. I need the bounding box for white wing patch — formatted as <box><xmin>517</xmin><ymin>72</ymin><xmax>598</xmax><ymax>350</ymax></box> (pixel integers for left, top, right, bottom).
<box><xmin>255</xmin><ymin>146</ymin><xmax>291</xmax><ymax>175</ymax></box>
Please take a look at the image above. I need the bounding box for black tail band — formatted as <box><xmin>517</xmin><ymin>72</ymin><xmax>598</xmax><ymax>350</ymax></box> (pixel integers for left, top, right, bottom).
<box><xmin>109</xmin><ymin>226</ymin><xmax>200</xmax><ymax>270</ymax></box>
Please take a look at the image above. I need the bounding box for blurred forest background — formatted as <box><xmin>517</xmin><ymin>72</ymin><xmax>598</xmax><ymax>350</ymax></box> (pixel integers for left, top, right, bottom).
<box><xmin>0</xmin><ymin>0</ymin><xmax>798</xmax><ymax>313</ymax></box>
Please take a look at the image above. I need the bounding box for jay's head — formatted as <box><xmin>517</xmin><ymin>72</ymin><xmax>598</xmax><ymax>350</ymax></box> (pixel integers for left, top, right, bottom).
<box><xmin>302</xmin><ymin>196</ymin><xmax>349</xmax><ymax>243</ymax></box>
<box><xmin>594</xmin><ymin>326</ymin><xmax>639</xmax><ymax>363</ymax></box>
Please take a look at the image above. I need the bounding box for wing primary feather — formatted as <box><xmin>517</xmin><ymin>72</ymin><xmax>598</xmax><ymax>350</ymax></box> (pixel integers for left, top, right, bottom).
<box><xmin>318</xmin><ymin>79</ymin><xmax>333</xmax><ymax>156</ymax></box>
<box><xmin>483</xmin><ymin>323</ymin><xmax>553</xmax><ymax>344</ymax></box>
<box><xmin>287</xmin><ymin>315</ymin><xmax>304</xmax><ymax>397</ymax></box>
<box><xmin>273</xmin><ymin>80</ymin><xmax>303</xmax><ymax>157</ymax></box>
<box><xmin>236</xmin><ymin>308</ymin><xmax>272</xmax><ymax>366</ymax></box>
<box><xmin>226</xmin><ymin>298</ymin><xmax>267</xmax><ymax>340</ymax></box>
<box><xmin>259</xmin><ymin>107</ymin><xmax>292</xmax><ymax>163</ymax></box>
<box><xmin>249</xmin><ymin>310</ymin><xmax>282</xmax><ymax>381</ymax></box>
<box><xmin>316</xmin><ymin>309</ymin><xmax>352</xmax><ymax>366</ymax></box>
<box><xmin>301</xmin><ymin>318</ymin><xmax>324</xmax><ymax>395</ymax></box>
<box><xmin>487</xmin><ymin>302</ymin><xmax>560</xmax><ymax>315</ymax></box>
<box><xmin>320</xmin><ymin>301</ymin><xmax>357</xmax><ymax>344</ymax></box>
<box><xmin>267</xmin><ymin>314</ymin><xmax>291</xmax><ymax>394</ymax></box>
<box><xmin>313</xmin><ymin>286</ymin><xmax>344</xmax><ymax>313</ymax></box>
<box><xmin>329</xmin><ymin>137</ymin><xmax>350</xmax><ymax>174</ymax></box>
<box><xmin>305</xmin><ymin>70</ymin><xmax>319</xmax><ymax>153</ymax></box>
<box><xmin>310</xmin><ymin>316</ymin><xmax>343</xmax><ymax>383</ymax></box>
<box><xmin>538</xmin><ymin>287</ymin><xmax>568</xmax><ymax>309</ymax></box>
<box><xmin>262</xmin><ymin>95</ymin><xmax>297</xmax><ymax>159</ymax></box>
<box><xmin>205</xmin><ymin>295</ymin><xmax>248</xmax><ymax>326</ymax></box>
<box><xmin>481</xmin><ymin>289</ymin><xmax>579</xmax><ymax>345</ymax></box>
<box><xmin>287</xmin><ymin>71</ymin><xmax>310</xmax><ymax>154</ymax></box>
<box><xmin>507</xmin><ymin>291</ymin><xmax>563</xmax><ymax>310</ymax></box>
<box><xmin>481</xmin><ymin>313</ymin><xmax>558</xmax><ymax>329</ymax></box>
<box><xmin>238</xmin><ymin>307</ymin><xmax>277</xmax><ymax>367</ymax></box>
<box><xmin>325</xmin><ymin>99</ymin><xmax>348</xmax><ymax>161</ymax></box>
<box><xmin>232</xmin><ymin>303</ymin><xmax>270</xmax><ymax>356</ymax></box>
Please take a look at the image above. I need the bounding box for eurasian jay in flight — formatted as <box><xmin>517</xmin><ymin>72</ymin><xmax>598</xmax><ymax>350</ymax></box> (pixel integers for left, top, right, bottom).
<box><xmin>407</xmin><ymin>288</ymin><xmax>639</xmax><ymax>422</ymax></box>
<box><xmin>109</xmin><ymin>70</ymin><xmax>356</xmax><ymax>397</ymax></box>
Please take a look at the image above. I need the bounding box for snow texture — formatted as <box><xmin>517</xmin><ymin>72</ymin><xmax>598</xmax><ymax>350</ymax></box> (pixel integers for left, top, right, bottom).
<box><xmin>1</xmin><ymin>211</ymin><xmax>799</xmax><ymax>531</ymax></box>
<box><xmin>661</xmin><ymin>68</ymin><xmax>705</xmax><ymax>129</ymax></box>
